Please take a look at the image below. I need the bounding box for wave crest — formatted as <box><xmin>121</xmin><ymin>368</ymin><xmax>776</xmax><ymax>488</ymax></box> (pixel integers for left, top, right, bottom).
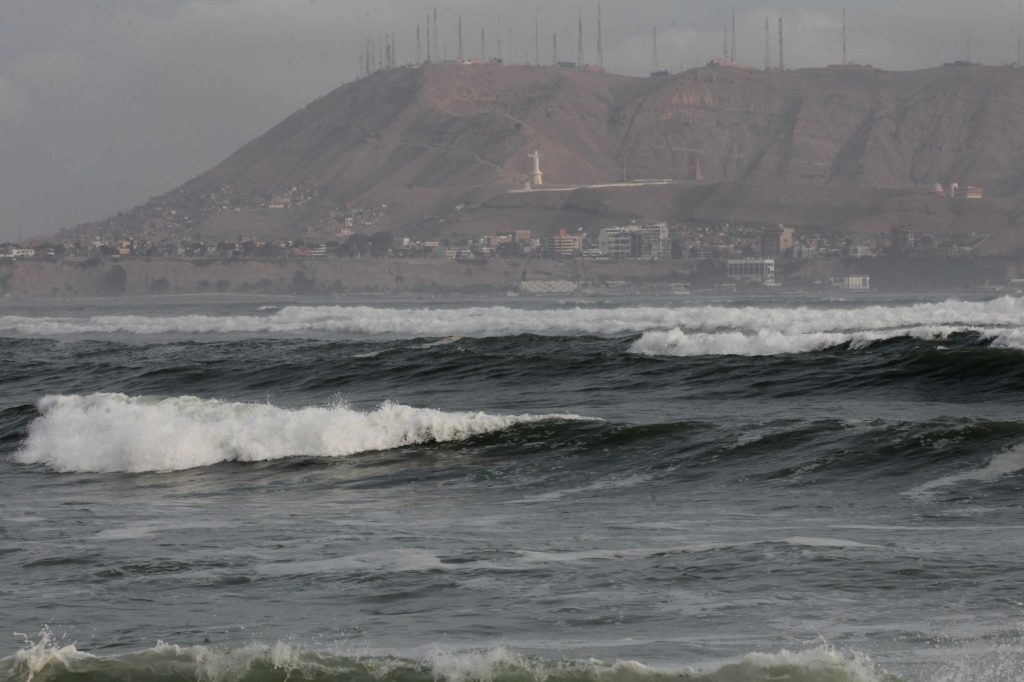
<box><xmin>2</xmin><ymin>296</ymin><xmax>1023</xmax><ymax>341</ymax></box>
<box><xmin>12</xmin><ymin>394</ymin><xmax>589</xmax><ymax>473</ymax></box>
<box><xmin>0</xmin><ymin>633</ymin><xmax>899</xmax><ymax>682</ymax></box>
<box><xmin>628</xmin><ymin>326</ymin><xmax>977</xmax><ymax>357</ymax></box>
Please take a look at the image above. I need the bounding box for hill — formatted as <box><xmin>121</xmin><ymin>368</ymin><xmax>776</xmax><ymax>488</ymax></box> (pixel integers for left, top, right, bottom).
<box><xmin>66</xmin><ymin>61</ymin><xmax>1024</xmax><ymax>252</ymax></box>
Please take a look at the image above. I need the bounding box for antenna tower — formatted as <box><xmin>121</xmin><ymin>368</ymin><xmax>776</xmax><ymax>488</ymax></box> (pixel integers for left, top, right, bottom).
<box><xmin>764</xmin><ymin>17</ymin><xmax>770</xmax><ymax>70</ymax></box>
<box><xmin>426</xmin><ymin>13</ymin><xmax>431</xmax><ymax>62</ymax></box>
<box><xmin>458</xmin><ymin>16</ymin><xmax>463</xmax><ymax>61</ymax></box>
<box><xmin>554</xmin><ymin>33</ymin><xmax>558</xmax><ymax>64</ymax></box>
<box><xmin>578</xmin><ymin>8</ymin><xmax>584</xmax><ymax>66</ymax></box>
<box><xmin>842</xmin><ymin>7</ymin><xmax>847</xmax><ymax>65</ymax></box>
<box><xmin>416</xmin><ymin>25</ymin><xmax>422</xmax><ymax>64</ymax></box>
<box><xmin>653</xmin><ymin>26</ymin><xmax>659</xmax><ymax>72</ymax></box>
<box><xmin>482</xmin><ymin>29</ymin><xmax>486</xmax><ymax>61</ymax></box>
<box><xmin>498</xmin><ymin>13</ymin><xmax>503</xmax><ymax>63</ymax></box>
<box><xmin>731</xmin><ymin>6</ymin><xmax>737</xmax><ymax>61</ymax></box>
<box><xmin>778</xmin><ymin>17</ymin><xmax>784</xmax><ymax>70</ymax></box>
<box><xmin>535</xmin><ymin>10</ymin><xmax>540</xmax><ymax>65</ymax></box>
<box><xmin>597</xmin><ymin>3</ymin><xmax>604</xmax><ymax>68</ymax></box>
<box><xmin>1019</xmin><ymin>0</ymin><xmax>1022</xmax><ymax>65</ymax></box>
<box><xmin>433</xmin><ymin>8</ymin><xmax>439</xmax><ymax>62</ymax></box>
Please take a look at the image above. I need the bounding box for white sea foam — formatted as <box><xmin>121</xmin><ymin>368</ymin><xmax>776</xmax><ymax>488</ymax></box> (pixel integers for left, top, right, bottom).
<box><xmin>907</xmin><ymin>444</ymin><xmax>1024</xmax><ymax>500</ymax></box>
<box><xmin>988</xmin><ymin>327</ymin><xmax>1024</xmax><ymax>351</ymax></box>
<box><xmin>516</xmin><ymin>543</ymin><xmax>733</xmax><ymax>563</ymax></box>
<box><xmin>256</xmin><ymin>549</ymin><xmax>446</xmax><ymax>577</ymax></box>
<box><xmin>0</xmin><ymin>635</ymin><xmax>893</xmax><ymax>682</ymax></box>
<box><xmin>12</xmin><ymin>393</ymin><xmax>590</xmax><ymax>473</ymax></box>
<box><xmin>1</xmin><ymin>296</ymin><xmax>1023</xmax><ymax>341</ymax></box>
<box><xmin>509</xmin><ymin>472</ymin><xmax>654</xmax><ymax>504</ymax></box>
<box><xmin>413</xmin><ymin>336</ymin><xmax>464</xmax><ymax>349</ymax></box>
<box><xmin>783</xmin><ymin>537</ymin><xmax>883</xmax><ymax>550</ymax></box>
<box><xmin>4</xmin><ymin>628</ymin><xmax>92</xmax><ymax>682</ymax></box>
<box><xmin>629</xmin><ymin>325</ymin><xmax>980</xmax><ymax>357</ymax></box>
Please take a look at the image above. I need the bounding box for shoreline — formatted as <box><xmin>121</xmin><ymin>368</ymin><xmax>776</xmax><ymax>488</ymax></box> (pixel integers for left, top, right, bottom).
<box><xmin>0</xmin><ymin>255</ymin><xmax>1021</xmax><ymax>300</ymax></box>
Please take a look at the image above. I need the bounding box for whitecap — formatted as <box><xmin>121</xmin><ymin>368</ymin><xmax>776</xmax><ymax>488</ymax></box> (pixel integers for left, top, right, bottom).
<box><xmin>906</xmin><ymin>444</ymin><xmax>1024</xmax><ymax>500</ymax></box>
<box><xmin>1</xmin><ymin>296</ymin><xmax>1022</xmax><ymax>341</ymax></box>
<box><xmin>12</xmin><ymin>393</ymin><xmax>593</xmax><ymax>473</ymax></box>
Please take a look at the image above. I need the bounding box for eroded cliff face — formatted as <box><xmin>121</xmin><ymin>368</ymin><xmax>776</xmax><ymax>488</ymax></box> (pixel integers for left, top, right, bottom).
<box><xmin>70</xmin><ymin>62</ymin><xmax>1024</xmax><ymax>242</ymax></box>
<box><xmin>617</xmin><ymin>65</ymin><xmax>1024</xmax><ymax>194</ymax></box>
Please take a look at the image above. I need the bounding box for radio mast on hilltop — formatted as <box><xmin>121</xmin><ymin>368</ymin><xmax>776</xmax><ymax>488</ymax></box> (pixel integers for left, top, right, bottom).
<box><xmin>578</xmin><ymin>7</ymin><xmax>584</xmax><ymax>66</ymax></box>
<box><xmin>842</xmin><ymin>7</ymin><xmax>847</xmax><ymax>65</ymax></box>
<box><xmin>653</xmin><ymin>26</ymin><xmax>660</xmax><ymax>72</ymax></box>
<box><xmin>535</xmin><ymin>10</ymin><xmax>540</xmax><ymax>65</ymax></box>
<box><xmin>778</xmin><ymin>17</ymin><xmax>785</xmax><ymax>70</ymax></box>
<box><xmin>597</xmin><ymin>3</ymin><xmax>604</xmax><ymax>69</ymax></box>
<box><xmin>458</xmin><ymin>16</ymin><xmax>463</xmax><ymax>61</ymax></box>
<box><xmin>731</xmin><ymin>6</ymin><xmax>737</xmax><ymax>62</ymax></box>
<box><xmin>764</xmin><ymin>17</ymin><xmax>770</xmax><ymax>70</ymax></box>
<box><xmin>1018</xmin><ymin>0</ymin><xmax>1022</xmax><ymax>65</ymax></box>
<box><xmin>433</xmin><ymin>8</ymin><xmax>439</xmax><ymax>62</ymax></box>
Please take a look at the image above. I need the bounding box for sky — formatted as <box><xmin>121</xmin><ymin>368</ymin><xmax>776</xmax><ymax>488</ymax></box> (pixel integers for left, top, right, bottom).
<box><xmin>1</xmin><ymin>0</ymin><xmax>1022</xmax><ymax>240</ymax></box>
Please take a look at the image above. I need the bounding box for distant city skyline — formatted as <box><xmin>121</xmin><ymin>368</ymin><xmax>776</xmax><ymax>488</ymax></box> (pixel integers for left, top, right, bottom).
<box><xmin>1</xmin><ymin>0</ymin><xmax>1022</xmax><ymax>239</ymax></box>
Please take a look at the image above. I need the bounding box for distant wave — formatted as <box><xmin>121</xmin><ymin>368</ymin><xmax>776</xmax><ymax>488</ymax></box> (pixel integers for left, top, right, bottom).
<box><xmin>1</xmin><ymin>629</ymin><xmax>897</xmax><ymax>682</ymax></box>
<box><xmin>1</xmin><ymin>297</ymin><xmax>1023</xmax><ymax>342</ymax></box>
<box><xmin>629</xmin><ymin>325</ymin><xmax>1020</xmax><ymax>357</ymax></box>
<box><xmin>12</xmin><ymin>394</ymin><xmax>592</xmax><ymax>473</ymax></box>
<box><xmin>906</xmin><ymin>443</ymin><xmax>1024</xmax><ymax>501</ymax></box>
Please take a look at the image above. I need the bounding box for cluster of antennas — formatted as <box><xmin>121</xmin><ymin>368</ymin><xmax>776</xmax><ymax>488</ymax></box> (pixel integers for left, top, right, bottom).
<box><xmin>361</xmin><ymin>4</ymin><xmax>607</xmax><ymax>76</ymax></box>
<box><xmin>364</xmin><ymin>3</ymin><xmax>1024</xmax><ymax>79</ymax></box>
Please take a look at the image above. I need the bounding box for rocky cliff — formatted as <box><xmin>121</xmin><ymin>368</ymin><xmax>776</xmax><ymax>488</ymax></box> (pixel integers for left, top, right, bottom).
<box><xmin>69</xmin><ymin>62</ymin><xmax>1024</xmax><ymax>248</ymax></box>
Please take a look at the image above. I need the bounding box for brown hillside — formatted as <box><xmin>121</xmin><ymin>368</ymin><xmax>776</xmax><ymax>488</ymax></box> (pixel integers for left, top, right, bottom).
<box><xmin>71</xmin><ymin>62</ymin><xmax>1024</xmax><ymax>249</ymax></box>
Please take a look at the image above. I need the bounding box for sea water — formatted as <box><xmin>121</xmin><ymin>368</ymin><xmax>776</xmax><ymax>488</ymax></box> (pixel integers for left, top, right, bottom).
<box><xmin>2</xmin><ymin>294</ymin><xmax>1024</xmax><ymax>681</ymax></box>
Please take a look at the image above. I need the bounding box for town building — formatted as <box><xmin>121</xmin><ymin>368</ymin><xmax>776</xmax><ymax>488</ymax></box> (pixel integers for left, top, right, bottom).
<box><xmin>726</xmin><ymin>258</ymin><xmax>777</xmax><ymax>286</ymax></box>
<box><xmin>2</xmin><ymin>247</ymin><xmax>36</xmax><ymax>258</ymax></box>
<box><xmin>598</xmin><ymin>224</ymin><xmax>671</xmax><ymax>259</ymax></box>
<box><xmin>890</xmin><ymin>225</ymin><xmax>916</xmax><ymax>252</ymax></box>
<box><xmin>830</xmin><ymin>275</ymin><xmax>871</xmax><ymax>291</ymax></box>
<box><xmin>548</xmin><ymin>229</ymin><xmax>583</xmax><ymax>256</ymax></box>
<box><xmin>760</xmin><ymin>225</ymin><xmax>794</xmax><ymax>258</ymax></box>
<box><xmin>949</xmin><ymin>183</ymin><xmax>984</xmax><ymax>200</ymax></box>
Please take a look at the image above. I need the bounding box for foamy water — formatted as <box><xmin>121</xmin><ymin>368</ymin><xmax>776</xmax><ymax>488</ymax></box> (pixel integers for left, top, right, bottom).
<box><xmin>14</xmin><ymin>393</ymin><xmax>592</xmax><ymax>473</ymax></box>
<box><xmin>1</xmin><ymin>297</ymin><xmax>1023</xmax><ymax>344</ymax></box>
<box><xmin>5</xmin><ymin>296</ymin><xmax>1024</xmax><ymax>682</ymax></box>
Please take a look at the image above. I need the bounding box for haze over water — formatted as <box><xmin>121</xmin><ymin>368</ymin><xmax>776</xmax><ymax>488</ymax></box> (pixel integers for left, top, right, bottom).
<box><xmin>3</xmin><ymin>294</ymin><xmax>1024</xmax><ymax>681</ymax></box>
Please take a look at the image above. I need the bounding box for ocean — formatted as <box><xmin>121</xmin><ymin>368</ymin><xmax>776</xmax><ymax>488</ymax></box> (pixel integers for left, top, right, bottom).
<box><xmin>2</xmin><ymin>294</ymin><xmax>1024</xmax><ymax>682</ymax></box>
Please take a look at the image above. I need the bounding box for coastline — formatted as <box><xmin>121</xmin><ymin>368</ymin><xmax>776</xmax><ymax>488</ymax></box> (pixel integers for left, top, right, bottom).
<box><xmin>0</xmin><ymin>254</ymin><xmax>1020</xmax><ymax>299</ymax></box>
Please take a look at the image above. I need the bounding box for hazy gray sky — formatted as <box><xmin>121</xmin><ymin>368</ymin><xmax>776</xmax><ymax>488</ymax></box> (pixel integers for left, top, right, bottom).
<box><xmin>1</xmin><ymin>0</ymin><xmax>1021</xmax><ymax>240</ymax></box>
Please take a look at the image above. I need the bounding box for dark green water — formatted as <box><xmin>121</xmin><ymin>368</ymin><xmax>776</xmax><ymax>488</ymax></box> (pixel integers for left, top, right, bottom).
<box><xmin>2</xmin><ymin>296</ymin><xmax>1024</xmax><ymax>681</ymax></box>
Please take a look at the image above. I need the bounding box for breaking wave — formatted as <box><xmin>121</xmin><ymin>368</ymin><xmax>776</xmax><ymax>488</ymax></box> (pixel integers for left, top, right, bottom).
<box><xmin>0</xmin><ymin>297</ymin><xmax>1022</xmax><ymax>342</ymax></box>
<box><xmin>11</xmin><ymin>394</ymin><xmax>590</xmax><ymax>473</ymax></box>
<box><xmin>629</xmin><ymin>325</ymin><xmax>1015</xmax><ymax>357</ymax></box>
<box><xmin>906</xmin><ymin>443</ymin><xmax>1024</xmax><ymax>500</ymax></box>
<box><xmin>0</xmin><ymin>630</ymin><xmax>899</xmax><ymax>682</ymax></box>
